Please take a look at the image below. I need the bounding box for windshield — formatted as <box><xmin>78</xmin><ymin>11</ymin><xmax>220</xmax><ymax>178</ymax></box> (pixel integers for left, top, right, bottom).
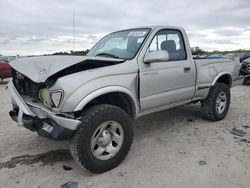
<box><xmin>87</xmin><ymin>29</ymin><xmax>150</xmax><ymax>59</ymax></box>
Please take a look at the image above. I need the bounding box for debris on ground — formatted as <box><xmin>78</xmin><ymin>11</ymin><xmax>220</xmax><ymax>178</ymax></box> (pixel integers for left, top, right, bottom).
<box><xmin>230</xmin><ymin>127</ymin><xmax>247</xmax><ymax>137</ymax></box>
<box><xmin>187</xmin><ymin>119</ymin><xmax>194</xmax><ymax>122</ymax></box>
<box><xmin>63</xmin><ymin>165</ymin><xmax>73</xmax><ymax>171</ymax></box>
<box><xmin>61</xmin><ymin>181</ymin><xmax>78</xmax><ymax>188</ymax></box>
<box><xmin>117</xmin><ymin>172</ymin><xmax>124</xmax><ymax>177</ymax></box>
<box><xmin>86</xmin><ymin>181</ymin><xmax>93</xmax><ymax>187</ymax></box>
<box><xmin>240</xmin><ymin>139</ymin><xmax>248</xmax><ymax>143</ymax></box>
<box><xmin>240</xmin><ymin>138</ymin><xmax>250</xmax><ymax>143</ymax></box>
<box><xmin>198</xmin><ymin>160</ymin><xmax>206</xmax><ymax>165</ymax></box>
<box><xmin>179</xmin><ymin>150</ymin><xmax>186</xmax><ymax>154</ymax></box>
<box><xmin>242</xmin><ymin>125</ymin><xmax>250</xmax><ymax>129</ymax></box>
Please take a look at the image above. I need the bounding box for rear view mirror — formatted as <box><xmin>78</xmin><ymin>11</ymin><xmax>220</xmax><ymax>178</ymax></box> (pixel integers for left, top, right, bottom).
<box><xmin>144</xmin><ymin>50</ymin><xmax>169</xmax><ymax>64</ymax></box>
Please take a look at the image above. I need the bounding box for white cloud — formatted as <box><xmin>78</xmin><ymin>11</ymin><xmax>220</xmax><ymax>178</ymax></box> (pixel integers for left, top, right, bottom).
<box><xmin>0</xmin><ymin>0</ymin><xmax>249</xmax><ymax>55</ymax></box>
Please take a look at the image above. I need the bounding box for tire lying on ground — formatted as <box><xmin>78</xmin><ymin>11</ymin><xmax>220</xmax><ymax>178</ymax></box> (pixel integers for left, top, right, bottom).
<box><xmin>201</xmin><ymin>83</ymin><xmax>230</xmax><ymax>121</ymax></box>
<box><xmin>70</xmin><ymin>104</ymin><xmax>133</xmax><ymax>173</ymax></box>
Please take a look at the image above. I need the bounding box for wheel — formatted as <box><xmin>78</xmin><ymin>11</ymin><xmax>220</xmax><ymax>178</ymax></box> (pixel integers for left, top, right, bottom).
<box><xmin>70</xmin><ymin>104</ymin><xmax>133</xmax><ymax>173</ymax></box>
<box><xmin>201</xmin><ymin>83</ymin><xmax>230</xmax><ymax>121</ymax></box>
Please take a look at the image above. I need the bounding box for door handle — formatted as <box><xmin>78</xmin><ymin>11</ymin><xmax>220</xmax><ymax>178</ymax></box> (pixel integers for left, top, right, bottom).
<box><xmin>184</xmin><ymin>67</ymin><xmax>191</xmax><ymax>73</ymax></box>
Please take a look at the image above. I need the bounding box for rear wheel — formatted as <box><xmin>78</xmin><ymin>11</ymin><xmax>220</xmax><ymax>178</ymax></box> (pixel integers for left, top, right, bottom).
<box><xmin>201</xmin><ymin>83</ymin><xmax>230</xmax><ymax>121</ymax></box>
<box><xmin>70</xmin><ymin>104</ymin><xmax>133</xmax><ymax>173</ymax></box>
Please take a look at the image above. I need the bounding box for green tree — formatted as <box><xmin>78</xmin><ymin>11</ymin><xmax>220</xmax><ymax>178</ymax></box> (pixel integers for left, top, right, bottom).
<box><xmin>191</xmin><ymin>46</ymin><xmax>204</xmax><ymax>55</ymax></box>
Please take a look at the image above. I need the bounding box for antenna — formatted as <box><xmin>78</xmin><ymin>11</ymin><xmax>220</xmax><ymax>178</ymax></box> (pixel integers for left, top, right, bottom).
<box><xmin>73</xmin><ymin>11</ymin><xmax>75</xmax><ymax>51</ymax></box>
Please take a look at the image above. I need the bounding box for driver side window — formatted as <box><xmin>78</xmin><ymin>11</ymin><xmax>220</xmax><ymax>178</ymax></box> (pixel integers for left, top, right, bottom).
<box><xmin>149</xmin><ymin>30</ymin><xmax>187</xmax><ymax>61</ymax></box>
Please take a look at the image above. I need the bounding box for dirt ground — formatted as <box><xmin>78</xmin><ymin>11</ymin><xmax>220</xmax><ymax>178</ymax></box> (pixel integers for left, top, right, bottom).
<box><xmin>0</xmin><ymin>79</ymin><xmax>250</xmax><ymax>188</ymax></box>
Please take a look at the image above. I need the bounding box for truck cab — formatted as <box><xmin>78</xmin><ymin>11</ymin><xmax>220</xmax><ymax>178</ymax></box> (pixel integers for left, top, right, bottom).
<box><xmin>137</xmin><ymin>27</ymin><xmax>196</xmax><ymax>113</ymax></box>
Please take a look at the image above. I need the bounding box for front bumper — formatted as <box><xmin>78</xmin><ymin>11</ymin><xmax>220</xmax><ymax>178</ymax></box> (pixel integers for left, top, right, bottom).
<box><xmin>8</xmin><ymin>81</ymin><xmax>81</xmax><ymax>140</ymax></box>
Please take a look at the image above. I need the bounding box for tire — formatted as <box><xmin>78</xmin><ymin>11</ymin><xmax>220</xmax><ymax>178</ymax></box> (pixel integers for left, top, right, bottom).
<box><xmin>201</xmin><ymin>83</ymin><xmax>230</xmax><ymax>121</ymax></box>
<box><xmin>70</xmin><ymin>104</ymin><xmax>133</xmax><ymax>173</ymax></box>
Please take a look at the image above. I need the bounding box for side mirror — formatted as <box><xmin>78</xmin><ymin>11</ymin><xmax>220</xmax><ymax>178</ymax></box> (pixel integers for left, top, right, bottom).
<box><xmin>144</xmin><ymin>50</ymin><xmax>169</xmax><ymax>64</ymax></box>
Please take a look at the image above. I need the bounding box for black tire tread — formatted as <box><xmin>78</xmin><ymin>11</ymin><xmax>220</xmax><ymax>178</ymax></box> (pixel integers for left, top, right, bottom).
<box><xmin>201</xmin><ymin>83</ymin><xmax>230</xmax><ymax>121</ymax></box>
<box><xmin>70</xmin><ymin>104</ymin><xmax>133</xmax><ymax>173</ymax></box>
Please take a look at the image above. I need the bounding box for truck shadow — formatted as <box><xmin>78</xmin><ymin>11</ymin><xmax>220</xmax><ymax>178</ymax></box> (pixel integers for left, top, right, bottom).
<box><xmin>134</xmin><ymin>104</ymin><xmax>202</xmax><ymax>139</ymax></box>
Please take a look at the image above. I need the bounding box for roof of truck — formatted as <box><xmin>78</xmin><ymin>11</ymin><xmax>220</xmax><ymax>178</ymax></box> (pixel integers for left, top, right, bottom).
<box><xmin>124</xmin><ymin>25</ymin><xmax>185</xmax><ymax>31</ymax></box>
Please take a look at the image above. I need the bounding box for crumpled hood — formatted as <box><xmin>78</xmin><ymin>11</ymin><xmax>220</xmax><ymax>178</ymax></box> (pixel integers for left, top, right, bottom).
<box><xmin>10</xmin><ymin>55</ymin><xmax>124</xmax><ymax>83</ymax></box>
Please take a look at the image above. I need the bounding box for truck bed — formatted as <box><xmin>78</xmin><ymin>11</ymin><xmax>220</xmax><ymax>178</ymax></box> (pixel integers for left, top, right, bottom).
<box><xmin>193</xmin><ymin>57</ymin><xmax>242</xmax><ymax>100</ymax></box>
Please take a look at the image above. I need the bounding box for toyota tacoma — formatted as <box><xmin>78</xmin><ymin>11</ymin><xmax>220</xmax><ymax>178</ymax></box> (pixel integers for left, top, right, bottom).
<box><xmin>8</xmin><ymin>26</ymin><xmax>243</xmax><ymax>173</ymax></box>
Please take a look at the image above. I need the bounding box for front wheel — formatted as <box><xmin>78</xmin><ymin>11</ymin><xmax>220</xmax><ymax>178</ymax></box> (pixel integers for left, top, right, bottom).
<box><xmin>201</xmin><ymin>83</ymin><xmax>231</xmax><ymax>121</ymax></box>
<box><xmin>70</xmin><ymin>104</ymin><xmax>133</xmax><ymax>173</ymax></box>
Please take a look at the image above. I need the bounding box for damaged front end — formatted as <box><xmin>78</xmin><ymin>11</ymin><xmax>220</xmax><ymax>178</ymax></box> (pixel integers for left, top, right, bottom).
<box><xmin>8</xmin><ymin>79</ymin><xmax>81</xmax><ymax>140</ymax></box>
<box><xmin>11</xmin><ymin>68</ymin><xmax>63</xmax><ymax>108</ymax></box>
<box><xmin>8</xmin><ymin>56</ymin><xmax>125</xmax><ymax>140</ymax></box>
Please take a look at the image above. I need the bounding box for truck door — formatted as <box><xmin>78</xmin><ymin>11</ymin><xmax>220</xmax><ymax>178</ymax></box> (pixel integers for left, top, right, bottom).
<box><xmin>139</xmin><ymin>29</ymin><xmax>196</xmax><ymax>112</ymax></box>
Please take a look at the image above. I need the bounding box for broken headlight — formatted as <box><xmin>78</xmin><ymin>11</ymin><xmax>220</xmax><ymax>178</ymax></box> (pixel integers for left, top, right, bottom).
<box><xmin>39</xmin><ymin>88</ymin><xmax>63</xmax><ymax>107</ymax></box>
<box><xmin>39</xmin><ymin>88</ymin><xmax>53</xmax><ymax>106</ymax></box>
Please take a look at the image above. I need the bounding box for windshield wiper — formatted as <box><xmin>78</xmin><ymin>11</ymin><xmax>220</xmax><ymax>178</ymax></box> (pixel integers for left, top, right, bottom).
<box><xmin>95</xmin><ymin>52</ymin><xmax>120</xmax><ymax>59</ymax></box>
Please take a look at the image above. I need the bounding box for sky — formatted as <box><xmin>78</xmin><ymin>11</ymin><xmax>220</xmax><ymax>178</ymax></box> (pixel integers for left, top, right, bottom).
<box><xmin>0</xmin><ymin>0</ymin><xmax>249</xmax><ymax>56</ymax></box>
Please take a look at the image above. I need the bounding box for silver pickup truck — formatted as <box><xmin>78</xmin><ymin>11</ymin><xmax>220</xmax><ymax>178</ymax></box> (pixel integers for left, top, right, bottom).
<box><xmin>8</xmin><ymin>26</ymin><xmax>242</xmax><ymax>173</ymax></box>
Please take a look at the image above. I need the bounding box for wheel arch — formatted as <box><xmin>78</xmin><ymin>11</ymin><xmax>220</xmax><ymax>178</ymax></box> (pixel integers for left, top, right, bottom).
<box><xmin>211</xmin><ymin>72</ymin><xmax>232</xmax><ymax>88</ymax></box>
<box><xmin>74</xmin><ymin>86</ymin><xmax>139</xmax><ymax>118</ymax></box>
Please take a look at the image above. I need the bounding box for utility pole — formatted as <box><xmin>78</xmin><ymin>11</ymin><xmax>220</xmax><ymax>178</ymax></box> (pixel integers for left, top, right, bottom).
<box><xmin>73</xmin><ymin>11</ymin><xmax>75</xmax><ymax>51</ymax></box>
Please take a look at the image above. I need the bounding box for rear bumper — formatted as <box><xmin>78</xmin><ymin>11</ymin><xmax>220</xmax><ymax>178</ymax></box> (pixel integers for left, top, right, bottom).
<box><xmin>8</xmin><ymin>81</ymin><xmax>81</xmax><ymax>140</ymax></box>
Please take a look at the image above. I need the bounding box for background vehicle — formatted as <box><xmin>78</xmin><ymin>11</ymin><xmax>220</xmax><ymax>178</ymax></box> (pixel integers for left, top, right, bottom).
<box><xmin>206</xmin><ymin>54</ymin><xmax>224</xmax><ymax>59</ymax></box>
<box><xmin>224</xmin><ymin>53</ymin><xmax>250</xmax><ymax>62</ymax></box>
<box><xmin>240</xmin><ymin>58</ymin><xmax>250</xmax><ymax>84</ymax></box>
<box><xmin>0</xmin><ymin>60</ymin><xmax>11</xmax><ymax>80</ymax></box>
<box><xmin>8</xmin><ymin>26</ymin><xmax>242</xmax><ymax>173</ymax></box>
